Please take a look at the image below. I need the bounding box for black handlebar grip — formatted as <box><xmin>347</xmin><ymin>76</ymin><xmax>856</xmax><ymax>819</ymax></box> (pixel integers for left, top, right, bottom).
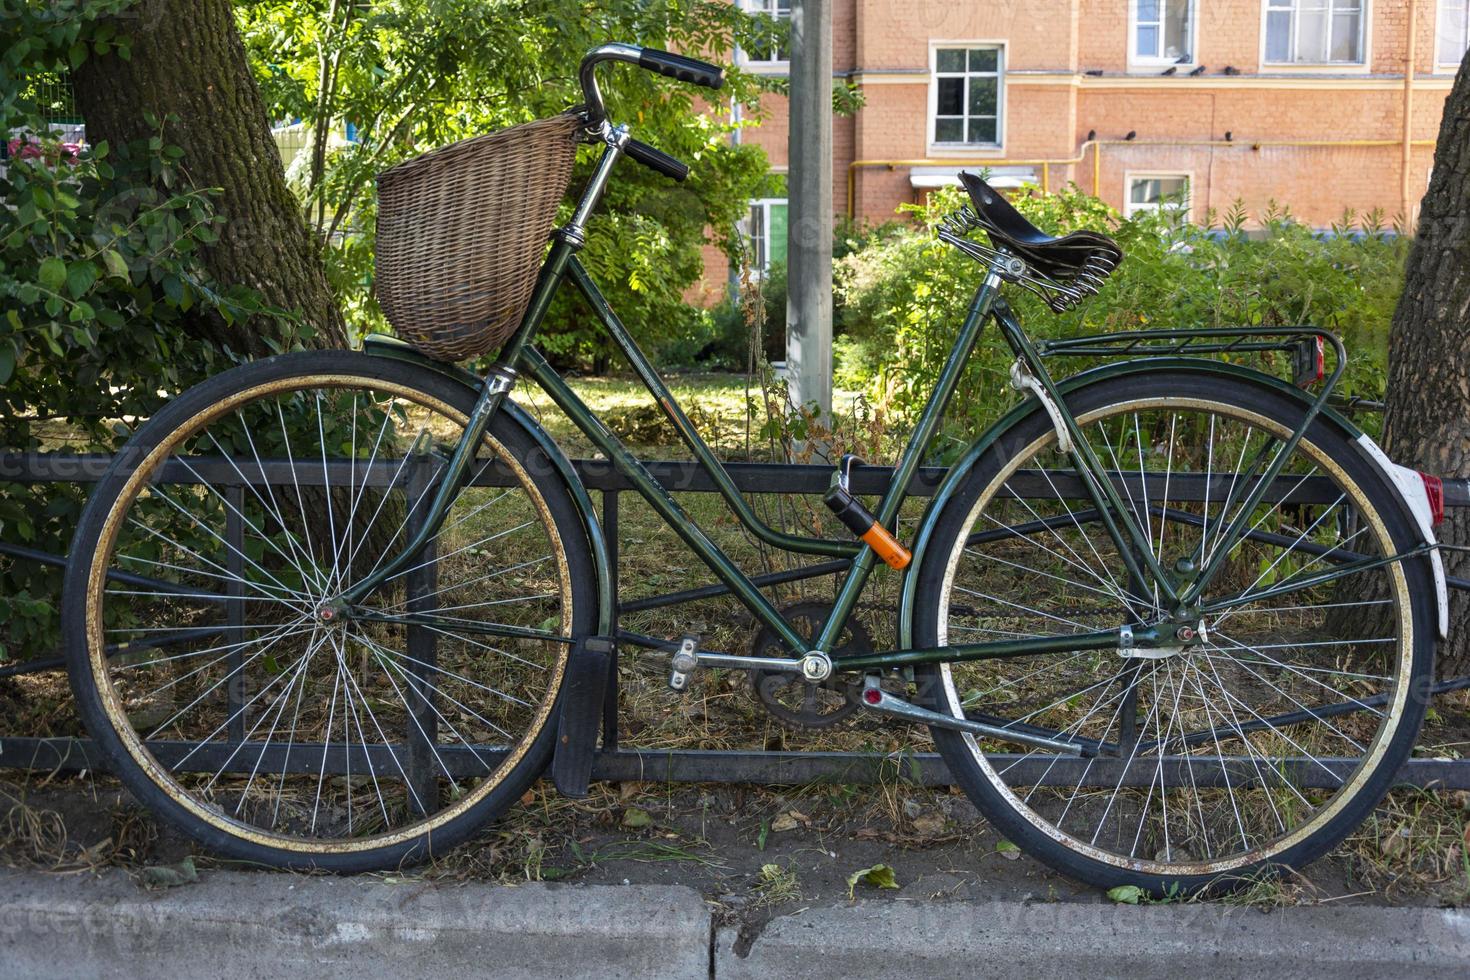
<box><xmin>624</xmin><ymin>138</ymin><xmax>690</xmax><ymax>182</ymax></box>
<box><xmin>637</xmin><ymin>49</ymin><xmax>725</xmax><ymax>90</ymax></box>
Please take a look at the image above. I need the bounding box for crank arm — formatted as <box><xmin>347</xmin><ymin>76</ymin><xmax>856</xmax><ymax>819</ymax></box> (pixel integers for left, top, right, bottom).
<box><xmin>668</xmin><ymin>634</ymin><xmax>830</xmax><ymax>690</ymax></box>
<box><xmin>860</xmin><ymin>680</ymin><xmax>1089</xmax><ymax>756</ymax></box>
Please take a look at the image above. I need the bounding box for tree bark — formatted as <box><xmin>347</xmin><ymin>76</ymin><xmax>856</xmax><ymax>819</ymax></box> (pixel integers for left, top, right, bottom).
<box><xmin>73</xmin><ymin>0</ymin><xmax>347</xmax><ymax>354</ymax></box>
<box><xmin>1380</xmin><ymin>51</ymin><xmax>1470</xmax><ymax>679</ymax></box>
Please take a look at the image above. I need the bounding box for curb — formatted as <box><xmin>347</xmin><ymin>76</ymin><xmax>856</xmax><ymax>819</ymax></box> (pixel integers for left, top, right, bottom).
<box><xmin>0</xmin><ymin>870</ymin><xmax>711</xmax><ymax>980</ymax></box>
<box><xmin>717</xmin><ymin>899</ymin><xmax>1470</xmax><ymax>979</ymax></box>
<box><xmin>3</xmin><ymin>868</ymin><xmax>1469</xmax><ymax>978</ymax></box>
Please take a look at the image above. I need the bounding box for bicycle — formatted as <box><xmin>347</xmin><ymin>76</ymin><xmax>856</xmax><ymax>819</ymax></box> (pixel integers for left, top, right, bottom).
<box><xmin>62</xmin><ymin>43</ymin><xmax>1447</xmax><ymax>895</ymax></box>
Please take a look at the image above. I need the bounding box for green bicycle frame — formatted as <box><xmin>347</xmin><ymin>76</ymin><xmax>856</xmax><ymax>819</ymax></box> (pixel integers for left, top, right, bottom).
<box><xmin>342</xmin><ymin>128</ymin><xmax>1364</xmax><ymax>671</ymax></box>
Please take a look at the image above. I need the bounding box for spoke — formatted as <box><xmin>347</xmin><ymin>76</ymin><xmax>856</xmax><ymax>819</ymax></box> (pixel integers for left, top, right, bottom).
<box><xmin>963</xmin><ymin>547</ymin><xmax>1133</xmax><ymax>605</ymax></box>
<box><xmin>309</xmin><ymin>653</ymin><xmax>344</xmax><ymax>833</ymax></box>
<box><xmin>172</xmin><ymin>452</ymin><xmax>324</xmax><ymax>599</ymax></box>
<box><xmin>115</xmin><ymin>548</ymin><xmax>303</xmax><ymax>606</ymax></box>
<box><xmin>1189</xmin><ymin>655</ymin><xmax>1348</xmax><ymax>785</ymax></box>
<box><xmin>360</xmin><ymin>637</ymin><xmax>533</xmax><ymax>711</ymax></box>
<box><xmin>135</xmin><ymin>617</ymin><xmax>314</xmax><ymax>710</ymax></box>
<box><xmin>350</xmin><ymin>633</ymin><xmax>526</xmax><ymax>740</ymax></box>
<box><xmin>408</xmin><ymin>620</ymin><xmax>549</xmax><ymax>673</ymax></box>
<box><xmin>1205</xmin><ymin>634</ymin><xmax>1385</xmax><ymax>726</ymax></box>
<box><xmin>228</xmin><ymin>408</ymin><xmax>329</xmax><ymax>594</ymax></box>
<box><xmin>377</xmin><ymin>555</ymin><xmax>552</xmax><ymax>614</ymax></box>
<box><xmin>1179</xmin><ymin>655</ymin><xmax>1258</xmax><ymax>848</ymax></box>
<box><xmin>331</xmin><ymin>631</ymin><xmax>394</xmax><ymax>829</ymax></box>
<box><xmin>166</xmin><ymin>633</ymin><xmax>320</xmax><ymax>769</ymax></box>
<box><xmin>1034</xmin><ymin>463</ymin><xmax>1147</xmax><ymax>619</ymax></box>
<box><xmin>209</xmin><ymin>631</ymin><xmax>326</xmax><ymax>798</ymax></box>
<box><xmin>374</xmin><ymin>519</ymin><xmax>537</xmax><ymax>593</ymax></box>
<box><xmin>129</xmin><ymin>489</ymin><xmax>309</xmax><ymax>607</ymax></box>
<box><xmin>359</xmin><ymin>634</ymin><xmax>504</xmax><ymax>771</ymax></box>
<box><xmin>951</xmin><ymin>585</ymin><xmax>1096</xmax><ymax>632</ymax></box>
<box><xmin>986</xmin><ymin>489</ymin><xmax>1146</xmax><ymax>613</ymax></box>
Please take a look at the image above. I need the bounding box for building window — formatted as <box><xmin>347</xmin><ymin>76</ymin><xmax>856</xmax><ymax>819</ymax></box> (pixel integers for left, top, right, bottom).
<box><xmin>1440</xmin><ymin>0</ymin><xmax>1470</xmax><ymax>66</ymax></box>
<box><xmin>1133</xmin><ymin>0</ymin><xmax>1195</xmax><ymax>65</ymax></box>
<box><xmin>1126</xmin><ymin>174</ymin><xmax>1191</xmax><ymax>217</ymax></box>
<box><xmin>931</xmin><ymin>46</ymin><xmax>1003</xmax><ymax>148</ymax></box>
<box><xmin>739</xmin><ymin>0</ymin><xmax>791</xmax><ymax>66</ymax></box>
<box><xmin>1264</xmin><ymin>0</ymin><xmax>1365</xmax><ymax>65</ymax></box>
<box><xmin>743</xmin><ymin>197</ymin><xmax>788</xmax><ymax>273</ymax></box>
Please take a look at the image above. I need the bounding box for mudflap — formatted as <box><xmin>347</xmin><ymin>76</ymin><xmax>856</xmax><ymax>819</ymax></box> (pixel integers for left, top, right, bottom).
<box><xmin>551</xmin><ymin>636</ymin><xmax>616</xmax><ymax>798</ymax></box>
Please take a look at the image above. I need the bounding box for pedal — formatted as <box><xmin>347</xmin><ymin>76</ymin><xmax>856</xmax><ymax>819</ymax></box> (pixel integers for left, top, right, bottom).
<box><xmin>667</xmin><ymin>634</ymin><xmax>699</xmax><ymax>691</ymax></box>
<box><xmin>551</xmin><ymin>636</ymin><xmax>615</xmax><ymax>799</ymax></box>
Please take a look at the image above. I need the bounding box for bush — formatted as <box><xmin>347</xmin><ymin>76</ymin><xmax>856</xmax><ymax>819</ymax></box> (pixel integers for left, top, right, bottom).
<box><xmin>835</xmin><ymin>186</ymin><xmax>1405</xmax><ymax>456</ymax></box>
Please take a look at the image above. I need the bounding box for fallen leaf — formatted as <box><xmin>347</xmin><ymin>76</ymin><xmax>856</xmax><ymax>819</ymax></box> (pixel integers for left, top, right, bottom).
<box><xmin>139</xmin><ymin>855</ymin><xmax>198</xmax><ymax>889</ymax></box>
<box><xmin>621</xmin><ymin>807</ymin><xmax>652</xmax><ymax>829</ymax></box>
<box><xmin>912</xmin><ymin>813</ymin><xmax>946</xmax><ymax>837</ymax></box>
<box><xmin>995</xmin><ymin>839</ymin><xmax>1021</xmax><ymax>861</ymax></box>
<box><xmin>1107</xmin><ymin>884</ymin><xmax>1144</xmax><ymax>905</ymax></box>
<box><xmin>846</xmin><ymin>863</ymin><xmax>899</xmax><ymax>899</ymax></box>
<box><xmin>770</xmin><ymin>812</ymin><xmax>800</xmax><ymax>833</ymax></box>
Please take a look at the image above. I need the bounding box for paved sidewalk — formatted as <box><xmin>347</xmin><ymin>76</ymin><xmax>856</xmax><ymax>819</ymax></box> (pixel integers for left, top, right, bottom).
<box><xmin>3</xmin><ymin>868</ymin><xmax>1468</xmax><ymax>978</ymax></box>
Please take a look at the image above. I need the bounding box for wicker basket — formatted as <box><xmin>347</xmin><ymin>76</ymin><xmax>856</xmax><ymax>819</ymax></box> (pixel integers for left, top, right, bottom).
<box><xmin>375</xmin><ymin>113</ymin><xmax>581</xmax><ymax>362</ymax></box>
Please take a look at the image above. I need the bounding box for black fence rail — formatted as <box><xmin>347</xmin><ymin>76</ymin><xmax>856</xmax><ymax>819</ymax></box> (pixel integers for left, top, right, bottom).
<box><xmin>2</xmin><ymin>450</ymin><xmax>1468</xmax><ymax>791</ymax></box>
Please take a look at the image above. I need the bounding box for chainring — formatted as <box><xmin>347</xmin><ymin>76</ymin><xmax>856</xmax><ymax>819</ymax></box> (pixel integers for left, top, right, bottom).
<box><xmin>749</xmin><ymin>601</ymin><xmax>873</xmax><ymax>729</ymax></box>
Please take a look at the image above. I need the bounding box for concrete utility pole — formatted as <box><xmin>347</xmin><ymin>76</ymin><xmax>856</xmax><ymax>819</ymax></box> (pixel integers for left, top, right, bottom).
<box><xmin>785</xmin><ymin>0</ymin><xmax>833</xmax><ymax>419</ymax></box>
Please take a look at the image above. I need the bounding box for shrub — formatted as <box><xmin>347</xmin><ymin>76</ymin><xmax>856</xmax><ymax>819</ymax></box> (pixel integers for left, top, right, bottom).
<box><xmin>835</xmin><ymin>186</ymin><xmax>1405</xmax><ymax>457</ymax></box>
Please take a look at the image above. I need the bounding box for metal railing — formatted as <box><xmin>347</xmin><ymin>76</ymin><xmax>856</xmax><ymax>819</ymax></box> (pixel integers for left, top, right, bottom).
<box><xmin>2</xmin><ymin>450</ymin><xmax>1467</xmax><ymax>790</ymax></box>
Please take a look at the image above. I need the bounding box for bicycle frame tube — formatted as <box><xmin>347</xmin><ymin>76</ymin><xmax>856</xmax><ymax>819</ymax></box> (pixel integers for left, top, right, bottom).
<box><xmin>550</xmin><ymin>259</ymin><xmax>1008</xmax><ymax>658</ymax></box>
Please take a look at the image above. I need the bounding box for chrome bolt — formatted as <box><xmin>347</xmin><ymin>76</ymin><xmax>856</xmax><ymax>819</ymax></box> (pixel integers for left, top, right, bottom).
<box><xmin>1175</xmin><ymin>625</ymin><xmax>1196</xmax><ymax>642</ymax></box>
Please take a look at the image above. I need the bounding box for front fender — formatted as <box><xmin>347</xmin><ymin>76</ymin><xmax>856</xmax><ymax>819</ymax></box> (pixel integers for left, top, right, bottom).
<box><xmin>896</xmin><ymin>358</ymin><xmax>1373</xmax><ymax>647</ymax></box>
<box><xmin>362</xmin><ymin>336</ymin><xmax>615</xmax><ymax>633</ymax></box>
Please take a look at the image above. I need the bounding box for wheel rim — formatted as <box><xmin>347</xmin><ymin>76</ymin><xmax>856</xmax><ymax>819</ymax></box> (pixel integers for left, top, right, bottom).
<box><xmin>82</xmin><ymin>374</ymin><xmax>573</xmax><ymax>854</ymax></box>
<box><xmin>935</xmin><ymin>395</ymin><xmax>1417</xmax><ymax>877</ymax></box>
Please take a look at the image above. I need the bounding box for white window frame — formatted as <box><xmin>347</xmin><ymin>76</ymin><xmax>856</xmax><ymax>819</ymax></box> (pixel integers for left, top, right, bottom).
<box><xmin>735</xmin><ymin>0</ymin><xmax>791</xmax><ymax>72</ymax></box>
<box><xmin>1260</xmin><ymin>0</ymin><xmax>1370</xmax><ymax>69</ymax></box>
<box><xmin>1128</xmin><ymin>0</ymin><xmax>1198</xmax><ymax>70</ymax></box>
<box><xmin>741</xmin><ymin>196</ymin><xmax>788</xmax><ymax>276</ymax></box>
<box><xmin>1437</xmin><ymin>0</ymin><xmax>1470</xmax><ymax>69</ymax></box>
<box><xmin>1124</xmin><ymin>172</ymin><xmax>1193</xmax><ymax>219</ymax></box>
<box><xmin>927</xmin><ymin>41</ymin><xmax>1005</xmax><ymax>154</ymax></box>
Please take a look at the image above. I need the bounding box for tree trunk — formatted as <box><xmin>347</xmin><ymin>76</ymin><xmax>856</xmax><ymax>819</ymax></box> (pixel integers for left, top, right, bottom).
<box><xmin>72</xmin><ymin>0</ymin><xmax>346</xmax><ymax>354</ymax></box>
<box><xmin>1380</xmin><ymin>51</ymin><xmax>1470</xmax><ymax>679</ymax></box>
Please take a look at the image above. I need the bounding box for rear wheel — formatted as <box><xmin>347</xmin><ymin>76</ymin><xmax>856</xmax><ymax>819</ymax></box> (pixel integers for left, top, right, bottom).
<box><xmin>63</xmin><ymin>350</ymin><xmax>595</xmax><ymax>871</ymax></box>
<box><xmin>912</xmin><ymin>371</ymin><xmax>1434</xmax><ymax>893</ymax></box>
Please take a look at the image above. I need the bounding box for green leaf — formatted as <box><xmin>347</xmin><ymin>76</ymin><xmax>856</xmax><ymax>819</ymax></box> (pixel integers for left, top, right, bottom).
<box><xmin>38</xmin><ymin>257</ymin><xmax>66</xmax><ymax>291</ymax></box>
<box><xmin>1107</xmin><ymin>884</ymin><xmax>1144</xmax><ymax>905</ymax></box>
<box><xmin>66</xmin><ymin>261</ymin><xmax>98</xmax><ymax>299</ymax></box>
<box><xmin>139</xmin><ymin>855</ymin><xmax>199</xmax><ymax>889</ymax></box>
<box><xmin>620</xmin><ymin>807</ymin><xmax>652</xmax><ymax>829</ymax></box>
<box><xmin>0</xmin><ymin>345</ymin><xmax>13</xmax><ymax>385</ymax></box>
<box><xmin>845</xmin><ymin>863</ymin><xmax>899</xmax><ymax>899</ymax></box>
<box><xmin>101</xmin><ymin>249</ymin><xmax>130</xmax><ymax>280</ymax></box>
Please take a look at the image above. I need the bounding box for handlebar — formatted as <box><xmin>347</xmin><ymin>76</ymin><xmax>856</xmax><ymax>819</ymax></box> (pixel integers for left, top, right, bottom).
<box><xmin>577</xmin><ymin>42</ymin><xmax>724</xmax><ymax>181</ymax></box>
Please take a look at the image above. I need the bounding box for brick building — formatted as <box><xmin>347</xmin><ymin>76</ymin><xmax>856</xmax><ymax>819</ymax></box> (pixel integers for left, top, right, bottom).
<box><xmin>695</xmin><ymin>0</ymin><xmax>1465</xmax><ymax>298</ymax></box>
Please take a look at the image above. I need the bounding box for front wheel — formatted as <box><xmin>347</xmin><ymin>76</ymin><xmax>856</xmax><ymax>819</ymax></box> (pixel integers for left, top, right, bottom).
<box><xmin>63</xmin><ymin>350</ymin><xmax>595</xmax><ymax>871</ymax></box>
<box><xmin>912</xmin><ymin>370</ymin><xmax>1434</xmax><ymax>894</ymax></box>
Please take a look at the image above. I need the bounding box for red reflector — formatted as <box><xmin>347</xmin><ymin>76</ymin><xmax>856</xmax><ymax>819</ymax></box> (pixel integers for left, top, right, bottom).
<box><xmin>1293</xmin><ymin>336</ymin><xmax>1325</xmax><ymax>388</ymax></box>
<box><xmin>1421</xmin><ymin>473</ymin><xmax>1445</xmax><ymax>526</ymax></box>
<box><xmin>863</xmin><ymin>688</ymin><xmax>882</xmax><ymax>705</ymax></box>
